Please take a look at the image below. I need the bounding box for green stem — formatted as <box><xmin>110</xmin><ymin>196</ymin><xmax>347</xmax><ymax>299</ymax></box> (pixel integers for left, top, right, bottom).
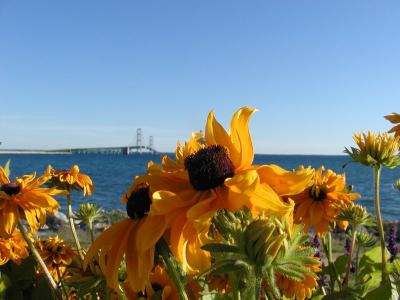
<box><xmin>355</xmin><ymin>243</ymin><xmax>361</xmax><ymax>278</ymax></box>
<box><xmin>373</xmin><ymin>166</ymin><xmax>388</xmax><ymax>282</ymax></box>
<box><xmin>56</xmin><ymin>265</ymin><xmax>68</xmax><ymax>299</ymax></box>
<box><xmin>343</xmin><ymin>225</ymin><xmax>357</xmax><ymax>287</ymax></box>
<box><xmin>322</xmin><ymin>232</ymin><xmax>342</xmax><ymax>291</ymax></box>
<box><xmin>233</xmin><ymin>289</ymin><xmax>242</xmax><ymax>300</ymax></box>
<box><xmin>17</xmin><ymin>221</ymin><xmax>62</xmax><ymax>299</ymax></box>
<box><xmin>88</xmin><ymin>221</ymin><xmax>95</xmax><ymax>243</ymax></box>
<box><xmin>156</xmin><ymin>238</ymin><xmax>189</xmax><ymax>300</ymax></box>
<box><xmin>66</xmin><ymin>190</ymin><xmax>84</xmax><ymax>262</ymax></box>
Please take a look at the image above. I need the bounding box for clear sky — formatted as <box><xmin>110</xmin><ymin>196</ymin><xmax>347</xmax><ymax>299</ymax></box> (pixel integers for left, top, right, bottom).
<box><xmin>0</xmin><ymin>1</ymin><xmax>399</xmax><ymax>154</ymax></box>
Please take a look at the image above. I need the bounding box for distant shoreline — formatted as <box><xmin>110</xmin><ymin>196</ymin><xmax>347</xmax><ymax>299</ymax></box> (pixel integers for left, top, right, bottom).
<box><xmin>0</xmin><ymin>150</ymin><xmax>72</xmax><ymax>154</ymax></box>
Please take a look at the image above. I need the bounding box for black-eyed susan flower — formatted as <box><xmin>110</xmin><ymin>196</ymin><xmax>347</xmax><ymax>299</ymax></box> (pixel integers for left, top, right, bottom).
<box><xmin>0</xmin><ymin>231</ymin><xmax>29</xmax><ymax>265</ymax></box>
<box><xmin>345</xmin><ymin>131</ymin><xmax>400</xmax><ymax>169</ymax></box>
<box><xmin>291</xmin><ymin>167</ymin><xmax>360</xmax><ymax>236</ymax></box>
<box><xmin>275</xmin><ymin>257</ymin><xmax>321</xmax><ymax>300</ymax></box>
<box><xmin>123</xmin><ymin>265</ymin><xmax>179</xmax><ymax>300</ymax></box>
<box><xmin>0</xmin><ymin>167</ymin><xmax>62</xmax><ymax>237</ymax></box>
<box><xmin>385</xmin><ymin>113</ymin><xmax>400</xmax><ymax>137</ymax></box>
<box><xmin>47</xmin><ymin>165</ymin><xmax>94</xmax><ymax>196</ymax></box>
<box><xmin>34</xmin><ymin>235</ymin><xmax>76</xmax><ymax>282</ymax></box>
<box><xmin>137</xmin><ymin>107</ymin><xmax>312</xmax><ymax>273</ymax></box>
<box><xmin>84</xmin><ymin>183</ymin><xmax>167</xmax><ymax>293</ymax></box>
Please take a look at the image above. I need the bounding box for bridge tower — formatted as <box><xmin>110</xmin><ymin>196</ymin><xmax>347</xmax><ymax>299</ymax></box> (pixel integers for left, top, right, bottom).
<box><xmin>136</xmin><ymin>128</ymin><xmax>142</xmax><ymax>153</ymax></box>
<box><xmin>149</xmin><ymin>136</ymin><xmax>154</xmax><ymax>153</ymax></box>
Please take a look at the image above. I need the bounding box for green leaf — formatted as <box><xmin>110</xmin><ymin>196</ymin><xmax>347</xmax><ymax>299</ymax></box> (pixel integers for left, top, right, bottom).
<box><xmin>212</xmin><ymin>262</ymin><xmax>247</xmax><ymax>277</ymax></box>
<box><xmin>363</xmin><ymin>246</ymin><xmax>387</xmax><ymax>264</ymax></box>
<box><xmin>0</xmin><ymin>272</ymin><xmax>10</xmax><ymax>300</ymax></box>
<box><xmin>7</xmin><ymin>256</ymin><xmax>36</xmax><ymax>288</ymax></box>
<box><xmin>322</xmin><ymin>290</ymin><xmax>360</xmax><ymax>300</ymax></box>
<box><xmin>364</xmin><ymin>281</ymin><xmax>394</xmax><ymax>300</ymax></box>
<box><xmin>201</xmin><ymin>243</ymin><xmax>240</xmax><ymax>253</ymax></box>
<box><xmin>31</xmin><ymin>277</ymin><xmax>54</xmax><ymax>300</ymax></box>
<box><xmin>333</xmin><ymin>254</ymin><xmax>349</xmax><ymax>275</ymax></box>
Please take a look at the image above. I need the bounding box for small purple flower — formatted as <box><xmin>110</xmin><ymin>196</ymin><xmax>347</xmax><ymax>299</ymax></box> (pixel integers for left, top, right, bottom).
<box><xmin>311</xmin><ymin>235</ymin><xmax>328</xmax><ymax>288</ymax></box>
<box><xmin>387</xmin><ymin>223</ymin><xmax>398</xmax><ymax>262</ymax></box>
<box><xmin>312</xmin><ymin>235</ymin><xmax>322</xmax><ymax>259</ymax></box>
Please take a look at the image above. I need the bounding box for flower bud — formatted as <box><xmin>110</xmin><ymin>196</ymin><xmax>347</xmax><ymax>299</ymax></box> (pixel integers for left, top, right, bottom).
<box><xmin>345</xmin><ymin>131</ymin><xmax>400</xmax><ymax>168</ymax></box>
<box><xmin>337</xmin><ymin>204</ymin><xmax>372</xmax><ymax>227</ymax></box>
<box><xmin>244</xmin><ymin>216</ymin><xmax>286</xmax><ymax>266</ymax></box>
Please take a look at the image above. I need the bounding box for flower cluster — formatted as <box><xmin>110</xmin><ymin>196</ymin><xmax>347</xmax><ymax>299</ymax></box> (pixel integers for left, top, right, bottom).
<box><xmin>82</xmin><ymin>107</ymin><xmax>359</xmax><ymax>299</ymax></box>
<box><xmin>3</xmin><ymin>107</ymin><xmax>400</xmax><ymax>300</ymax></box>
<box><xmin>34</xmin><ymin>236</ymin><xmax>76</xmax><ymax>282</ymax></box>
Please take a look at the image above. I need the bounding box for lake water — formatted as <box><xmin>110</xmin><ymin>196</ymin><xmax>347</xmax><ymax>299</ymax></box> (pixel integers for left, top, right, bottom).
<box><xmin>1</xmin><ymin>154</ymin><xmax>400</xmax><ymax>220</ymax></box>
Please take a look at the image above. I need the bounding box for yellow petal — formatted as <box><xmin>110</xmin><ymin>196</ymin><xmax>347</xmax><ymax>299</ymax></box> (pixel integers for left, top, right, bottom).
<box><xmin>229</xmin><ymin>107</ymin><xmax>257</xmax><ymax>171</ymax></box>
<box><xmin>0</xmin><ymin>167</ymin><xmax>10</xmax><ymax>184</ymax></box>
<box><xmin>1</xmin><ymin>202</ymin><xmax>19</xmax><ymax>236</ymax></box>
<box><xmin>105</xmin><ymin>222</ymin><xmax>134</xmax><ymax>289</ymax></box>
<box><xmin>136</xmin><ymin>215</ymin><xmax>166</xmax><ymax>253</ymax></box>
<box><xmin>257</xmin><ymin>165</ymin><xmax>313</xmax><ymax>196</ymax></box>
<box><xmin>225</xmin><ymin>169</ymin><xmax>259</xmax><ymax>195</ymax></box>
<box><xmin>205</xmin><ymin>110</ymin><xmax>240</xmax><ymax>167</ymax></box>
<box><xmin>83</xmin><ymin>219</ymin><xmax>132</xmax><ymax>270</ymax></box>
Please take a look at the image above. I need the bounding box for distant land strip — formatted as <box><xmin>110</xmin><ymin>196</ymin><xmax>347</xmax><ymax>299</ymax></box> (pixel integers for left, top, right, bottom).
<box><xmin>0</xmin><ymin>149</ymin><xmax>72</xmax><ymax>154</ymax></box>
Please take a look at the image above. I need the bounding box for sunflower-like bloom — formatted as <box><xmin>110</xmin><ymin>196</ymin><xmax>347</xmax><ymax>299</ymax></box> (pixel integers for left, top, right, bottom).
<box><xmin>291</xmin><ymin>167</ymin><xmax>360</xmax><ymax>236</ymax></box>
<box><xmin>345</xmin><ymin>131</ymin><xmax>400</xmax><ymax>169</ymax></box>
<box><xmin>276</xmin><ymin>257</ymin><xmax>321</xmax><ymax>300</ymax></box>
<box><xmin>0</xmin><ymin>231</ymin><xmax>28</xmax><ymax>265</ymax></box>
<box><xmin>123</xmin><ymin>265</ymin><xmax>179</xmax><ymax>300</ymax></box>
<box><xmin>35</xmin><ymin>235</ymin><xmax>76</xmax><ymax>282</ymax></box>
<box><xmin>136</xmin><ymin>107</ymin><xmax>313</xmax><ymax>273</ymax></box>
<box><xmin>84</xmin><ymin>183</ymin><xmax>167</xmax><ymax>293</ymax></box>
<box><xmin>385</xmin><ymin>113</ymin><xmax>400</xmax><ymax>137</ymax></box>
<box><xmin>0</xmin><ymin>167</ymin><xmax>62</xmax><ymax>237</ymax></box>
<box><xmin>46</xmin><ymin>165</ymin><xmax>94</xmax><ymax>196</ymax></box>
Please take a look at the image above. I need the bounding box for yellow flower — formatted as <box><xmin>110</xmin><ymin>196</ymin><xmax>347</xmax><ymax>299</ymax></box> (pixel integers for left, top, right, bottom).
<box><xmin>385</xmin><ymin>113</ymin><xmax>400</xmax><ymax>137</ymax></box>
<box><xmin>47</xmin><ymin>165</ymin><xmax>94</xmax><ymax>196</ymax></box>
<box><xmin>123</xmin><ymin>265</ymin><xmax>179</xmax><ymax>300</ymax></box>
<box><xmin>0</xmin><ymin>167</ymin><xmax>62</xmax><ymax>237</ymax></box>
<box><xmin>84</xmin><ymin>183</ymin><xmax>167</xmax><ymax>293</ymax></box>
<box><xmin>0</xmin><ymin>231</ymin><xmax>29</xmax><ymax>265</ymax></box>
<box><xmin>34</xmin><ymin>235</ymin><xmax>76</xmax><ymax>282</ymax></box>
<box><xmin>276</xmin><ymin>257</ymin><xmax>321</xmax><ymax>300</ymax></box>
<box><xmin>345</xmin><ymin>131</ymin><xmax>400</xmax><ymax>168</ymax></box>
<box><xmin>137</xmin><ymin>107</ymin><xmax>312</xmax><ymax>273</ymax></box>
<box><xmin>291</xmin><ymin>167</ymin><xmax>360</xmax><ymax>236</ymax></box>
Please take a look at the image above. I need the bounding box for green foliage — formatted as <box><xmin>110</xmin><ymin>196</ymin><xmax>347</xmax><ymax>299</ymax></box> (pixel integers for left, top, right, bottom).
<box><xmin>31</xmin><ymin>277</ymin><xmax>54</xmax><ymax>300</ymax></box>
<box><xmin>333</xmin><ymin>254</ymin><xmax>348</xmax><ymax>276</ymax></box>
<box><xmin>202</xmin><ymin>210</ymin><xmax>319</xmax><ymax>300</ymax></box>
<box><xmin>75</xmin><ymin>203</ymin><xmax>105</xmax><ymax>226</ymax></box>
<box><xmin>364</xmin><ymin>281</ymin><xmax>398</xmax><ymax>300</ymax></box>
<box><xmin>0</xmin><ymin>256</ymin><xmax>38</xmax><ymax>299</ymax></box>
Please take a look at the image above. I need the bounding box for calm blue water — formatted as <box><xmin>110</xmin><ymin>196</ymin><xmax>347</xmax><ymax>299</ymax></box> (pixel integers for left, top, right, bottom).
<box><xmin>1</xmin><ymin>154</ymin><xmax>400</xmax><ymax>220</ymax></box>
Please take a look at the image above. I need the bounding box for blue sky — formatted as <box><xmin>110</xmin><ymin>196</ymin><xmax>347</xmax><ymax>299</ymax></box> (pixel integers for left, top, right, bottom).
<box><xmin>0</xmin><ymin>1</ymin><xmax>399</xmax><ymax>154</ymax></box>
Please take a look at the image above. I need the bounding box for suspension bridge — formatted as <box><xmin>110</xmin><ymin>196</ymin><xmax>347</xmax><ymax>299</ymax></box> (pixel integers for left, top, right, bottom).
<box><xmin>0</xmin><ymin>128</ymin><xmax>158</xmax><ymax>155</ymax></box>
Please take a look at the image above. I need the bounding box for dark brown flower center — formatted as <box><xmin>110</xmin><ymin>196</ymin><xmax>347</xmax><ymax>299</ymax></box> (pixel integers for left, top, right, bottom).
<box><xmin>309</xmin><ymin>185</ymin><xmax>326</xmax><ymax>202</ymax></box>
<box><xmin>1</xmin><ymin>183</ymin><xmax>21</xmax><ymax>196</ymax></box>
<box><xmin>184</xmin><ymin>145</ymin><xmax>234</xmax><ymax>191</ymax></box>
<box><xmin>126</xmin><ymin>185</ymin><xmax>151</xmax><ymax>219</ymax></box>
